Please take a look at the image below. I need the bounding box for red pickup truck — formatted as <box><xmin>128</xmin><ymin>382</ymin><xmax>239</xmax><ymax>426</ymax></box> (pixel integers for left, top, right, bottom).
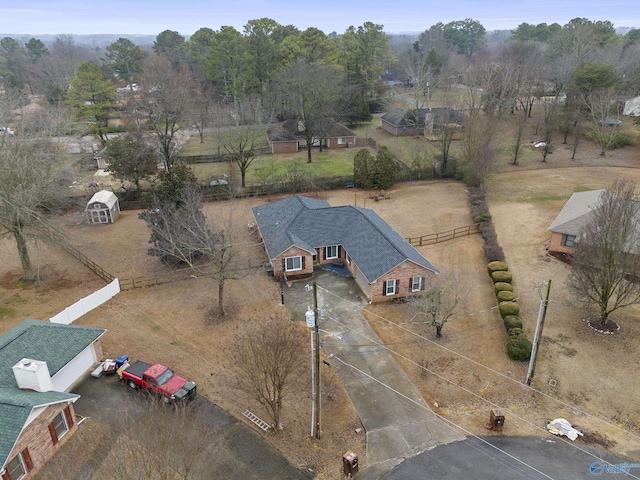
<box><xmin>119</xmin><ymin>360</ymin><xmax>197</xmax><ymax>403</ymax></box>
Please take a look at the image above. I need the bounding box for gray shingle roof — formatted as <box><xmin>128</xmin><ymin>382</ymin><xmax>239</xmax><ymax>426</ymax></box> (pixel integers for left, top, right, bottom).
<box><xmin>266</xmin><ymin>118</ymin><xmax>355</xmax><ymax>143</ymax></box>
<box><xmin>252</xmin><ymin>196</ymin><xmax>438</xmax><ymax>282</ymax></box>
<box><xmin>0</xmin><ymin>320</ymin><xmax>104</xmax><ymax>467</ymax></box>
<box><xmin>381</xmin><ymin>107</ymin><xmax>463</xmax><ymax>128</ymax></box>
<box><xmin>548</xmin><ymin>190</ymin><xmax>605</xmax><ymax>236</ymax></box>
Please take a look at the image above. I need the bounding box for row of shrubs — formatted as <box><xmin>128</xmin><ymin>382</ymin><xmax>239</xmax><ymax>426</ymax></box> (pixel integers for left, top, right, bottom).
<box><xmin>488</xmin><ymin>261</ymin><xmax>533</xmax><ymax>361</ymax></box>
<box><xmin>468</xmin><ymin>187</ymin><xmax>506</xmax><ymax>263</ymax></box>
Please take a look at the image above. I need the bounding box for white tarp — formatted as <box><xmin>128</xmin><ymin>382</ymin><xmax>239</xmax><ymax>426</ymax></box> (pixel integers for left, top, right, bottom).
<box><xmin>623</xmin><ymin>96</ymin><xmax>640</xmax><ymax>116</ymax></box>
<box><xmin>546</xmin><ymin>418</ymin><xmax>583</xmax><ymax>441</ymax></box>
<box><xmin>50</xmin><ymin>278</ymin><xmax>120</xmax><ymax>324</ymax></box>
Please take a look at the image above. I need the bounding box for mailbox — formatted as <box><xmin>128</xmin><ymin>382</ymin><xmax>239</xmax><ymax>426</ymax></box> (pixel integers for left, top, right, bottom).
<box><xmin>490</xmin><ymin>410</ymin><xmax>505</xmax><ymax>432</ymax></box>
<box><xmin>343</xmin><ymin>451</ymin><xmax>358</xmax><ymax>476</ymax></box>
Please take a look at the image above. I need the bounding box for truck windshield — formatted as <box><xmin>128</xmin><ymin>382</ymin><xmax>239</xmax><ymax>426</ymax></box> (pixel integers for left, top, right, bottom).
<box><xmin>156</xmin><ymin>369</ymin><xmax>174</xmax><ymax>385</ymax></box>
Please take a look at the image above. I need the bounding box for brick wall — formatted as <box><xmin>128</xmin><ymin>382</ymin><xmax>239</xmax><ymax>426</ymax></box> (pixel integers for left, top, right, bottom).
<box><xmin>549</xmin><ymin>232</ymin><xmax>575</xmax><ymax>255</ymax></box>
<box><xmin>271</xmin><ymin>141</ymin><xmax>299</xmax><ymax>154</ymax></box>
<box><xmin>370</xmin><ymin>261</ymin><xmax>437</xmax><ymax>303</ymax></box>
<box><xmin>273</xmin><ymin>247</ymin><xmax>314</xmax><ymax>279</ymax></box>
<box><xmin>5</xmin><ymin>402</ymin><xmax>77</xmax><ymax>479</ymax></box>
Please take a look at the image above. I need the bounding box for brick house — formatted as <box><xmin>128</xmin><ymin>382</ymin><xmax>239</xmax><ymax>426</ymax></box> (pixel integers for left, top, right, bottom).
<box><xmin>252</xmin><ymin>195</ymin><xmax>438</xmax><ymax>302</ymax></box>
<box><xmin>266</xmin><ymin>119</ymin><xmax>356</xmax><ymax>154</ymax></box>
<box><xmin>548</xmin><ymin>189</ymin><xmax>605</xmax><ymax>255</ymax></box>
<box><xmin>1</xmin><ymin>320</ymin><xmax>105</xmax><ymax>479</ymax></box>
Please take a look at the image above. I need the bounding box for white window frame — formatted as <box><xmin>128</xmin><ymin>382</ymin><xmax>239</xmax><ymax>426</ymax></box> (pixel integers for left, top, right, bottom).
<box><xmin>6</xmin><ymin>453</ymin><xmax>26</xmax><ymax>480</ymax></box>
<box><xmin>346</xmin><ymin>253</ymin><xmax>351</xmax><ymax>265</ymax></box>
<box><xmin>326</xmin><ymin>245</ymin><xmax>338</xmax><ymax>260</ymax></box>
<box><xmin>385</xmin><ymin>279</ymin><xmax>397</xmax><ymax>296</ymax></box>
<box><xmin>411</xmin><ymin>276</ymin><xmax>422</xmax><ymax>292</ymax></box>
<box><xmin>285</xmin><ymin>256</ymin><xmax>302</xmax><ymax>272</ymax></box>
<box><xmin>52</xmin><ymin>411</ymin><xmax>69</xmax><ymax>441</ymax></box>
<box><xmin>562</xmin><ymin>234</ymin><xmax>576</xmax><ymax>247</ymax></box>
<box><xmin>337</xmin><ymin>137</ymin><xmax>346</xmax><ymax>145</ymax></box>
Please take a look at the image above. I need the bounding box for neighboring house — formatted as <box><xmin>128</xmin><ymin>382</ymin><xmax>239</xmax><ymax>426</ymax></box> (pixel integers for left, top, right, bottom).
<box><xmin>252</xmin><ymin>195</ymin><xmax>439</xmax><ymax>302</ymax></box>
<box><xmin>1</xmin><ymin>320</ymin><xmax>105</xmax><ymax>479</ymax></box>
<box><xmin>548</xmin><ymin>190</ymin><xmax>605</xmax><ymax>255</ymax></box>
<box><xmin>85</xmin><ymin>190</ymin><xmax>120</xmax><ymax>224</ymax></box>
<box><xmin>266</xmin><ymin>119</ymin><xmax>356</xmax><ymax>154</ymax></box>
<box><xmin>381</xmin><ymin>107</ymin><xmax>463</xmax><ymax>137</ymax></box>
<box><xmin>209</xmin><ymin>174</ymin><xmax>229</xmax><ymax>186</ymax></box>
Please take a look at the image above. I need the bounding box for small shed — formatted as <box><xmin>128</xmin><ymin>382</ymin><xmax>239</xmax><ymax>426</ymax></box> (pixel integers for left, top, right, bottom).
<box><xmin>86</xmin><ymin>190</ymin><xmax>120</xmax><ymax>224</ymax></box>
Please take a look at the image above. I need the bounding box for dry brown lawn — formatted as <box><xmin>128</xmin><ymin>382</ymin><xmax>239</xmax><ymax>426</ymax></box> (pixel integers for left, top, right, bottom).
<box><xmin>3</xmin><ymin>136</ymin><xmax>640</xmax><ymax>476</ymax></box>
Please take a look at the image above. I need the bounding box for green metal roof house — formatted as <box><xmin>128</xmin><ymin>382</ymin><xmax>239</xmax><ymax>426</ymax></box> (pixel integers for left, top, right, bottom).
<box><xmin>0</xmin><ymin>320</ymin><xmax>105</xmax><ymax>479</ymax></box>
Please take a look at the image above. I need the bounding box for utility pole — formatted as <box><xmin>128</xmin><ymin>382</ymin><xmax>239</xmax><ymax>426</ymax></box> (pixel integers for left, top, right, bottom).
<box><xmin>313</xmin><ymin>282</ymin><xmax>321</xmax><ymax>439</ymax></box>
<box><xmin>305</xmin><ymin>282</ymin><xmax>321</xmax><ymax>439</ymax></box>
<box><xmin>526</xmin><ymin>280</ymin><xmax>551</xmax><ymax>385</ymax></box>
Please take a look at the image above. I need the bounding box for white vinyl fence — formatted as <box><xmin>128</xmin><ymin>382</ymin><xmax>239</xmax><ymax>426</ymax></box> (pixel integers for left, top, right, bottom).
<box><xmin>50</xmin><ymin>279</ymin><xmax>120</xmax><ymax>324</ymax></box>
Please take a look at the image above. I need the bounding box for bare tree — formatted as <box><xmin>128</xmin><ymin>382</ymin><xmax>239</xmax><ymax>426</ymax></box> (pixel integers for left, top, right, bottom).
<box><xmin>230</xmin><ymin>316</ymin><xmax>306</xmax><ymax>430</ymax></box>
<box><xmin>0</xmin><ymin>109</ymin><xmax>71</xmax><ymax>281</ymax></box>
<box><xmin>137</xmin><ymin>56</ymin><xmax>195</xmax><ymax>169</ymax></box>
<box><xmin>139</xmin><ymin>170</ymin><xmax>249</xmax><ymax>317</ymax></box>
<box><xmin>460</xmin><ymin>112</ymin><xmax>496</xmax><ymax>186</ymax></box>
<box><xmin>220</xmin><ymin>123</ymin><xmax>265</xmax><ymax>188</ymax></box>
<box><xmin>38</xmin><ymin>397</ymin><xmax>217</xmax><ymax>480</ymax></box>
<box><xmin>584</xmin><ymin>86</ymin><xmax>621</xmax><ymax>156</ymax></box>
<box><xmin>511</xmin><ymin>111</ymin><xmax>527</xmax><ymax>165</ymax></box>
<box><xmin>410</xmin><ymin>273</ymin><xmax>465</xmax><ymax>338</ymax></box>
<box><xmin>569</xmin><ymin>179</ymin><xmax>640</xmax><ymax>328</ymax></box>
<box><xmin>538</xmin><ymin>96</ymin><xmax>559</xmax><ymax>162</ymax></box>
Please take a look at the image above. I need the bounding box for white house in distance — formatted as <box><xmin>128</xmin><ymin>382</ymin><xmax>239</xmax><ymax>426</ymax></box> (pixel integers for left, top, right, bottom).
<box><xmin>85</xmin><ymin>190</ymin><xmax>120</xmax><ymax>224</ymax></box>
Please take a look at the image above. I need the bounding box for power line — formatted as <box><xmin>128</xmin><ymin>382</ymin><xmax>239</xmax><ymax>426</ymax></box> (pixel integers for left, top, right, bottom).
<box><xmin>322</xmin><ymin>314</ymin><xmax>640</xmax><ymax>478</ymax></box>
<box><xmin>317</xmin><ymin>285</ymin><xmax>640</xmax><ymax>444</ymax></box>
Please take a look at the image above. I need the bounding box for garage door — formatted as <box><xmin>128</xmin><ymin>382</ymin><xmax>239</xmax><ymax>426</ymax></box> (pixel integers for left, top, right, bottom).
<box><xmin>52</xmin><ymin>344</ymin><xmax>98</xmax><ymax>392</ymax></box>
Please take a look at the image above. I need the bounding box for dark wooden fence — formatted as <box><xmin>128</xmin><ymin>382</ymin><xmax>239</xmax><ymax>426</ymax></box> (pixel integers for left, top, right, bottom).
<box><xmin>406</xmin><ymin>224</ymin><xmax>481</xmax><ymax>246</ymax></box>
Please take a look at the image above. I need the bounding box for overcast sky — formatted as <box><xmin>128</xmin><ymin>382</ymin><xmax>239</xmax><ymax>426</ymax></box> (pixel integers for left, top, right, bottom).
<box><xmin>1</xmin><ymin>0</ymin><xmax>638</xmax><ymax>37</ymax></box>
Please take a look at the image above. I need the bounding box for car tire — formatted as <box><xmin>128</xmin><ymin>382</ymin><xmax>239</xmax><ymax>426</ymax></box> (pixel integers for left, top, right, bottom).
<box><xmin>128</xmin><ymin>380</ymin><xmax>138</xmax><ymax>390</ymax></box>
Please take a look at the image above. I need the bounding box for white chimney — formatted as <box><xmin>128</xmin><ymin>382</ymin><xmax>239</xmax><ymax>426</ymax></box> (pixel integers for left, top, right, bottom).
<box><xmin>12</xmin><ymin>358</ymin><xmax>54</xmax><ymax>392</ymax></box>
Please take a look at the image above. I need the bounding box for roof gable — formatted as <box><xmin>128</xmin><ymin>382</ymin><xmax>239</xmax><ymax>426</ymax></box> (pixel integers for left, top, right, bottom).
<box><xmin>252</xmin><ymin>196</ymin><xmax>438</xmax><ymax>281</ymax></box>
<box><xmin>87</xmin><ymin>190</ymin><xmax>118</xmax><ymax>209</ymax></box>
<box><xmin>548</xmin><ymin>190</ymin><xmax>605</xmax><ymax>235</ymax></box>
<box><xmin>0</xmin><ymin>320</ymin><xmax>97</xmax><ymax>467</ymax></box>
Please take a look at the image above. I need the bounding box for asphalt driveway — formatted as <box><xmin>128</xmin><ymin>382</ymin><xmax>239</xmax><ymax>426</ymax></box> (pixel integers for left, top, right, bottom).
<box><xmin>62</xmin><ymin>374</ymin><xmax>313</xmax><ymax>480</ymax></box>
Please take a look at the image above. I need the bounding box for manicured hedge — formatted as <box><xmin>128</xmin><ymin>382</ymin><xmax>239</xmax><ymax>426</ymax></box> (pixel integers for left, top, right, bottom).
<box><xmin>494</xmin><ymin>282</ymin><xmax>514</xmax><ymax>294</ymax></box>
<box><xmin>491</xmin><ymin>271</ymin><xmax>513</xmax><ymax>284</ymax></box>
<box><xmin>487</xmin><ymin>261</ymin><xmax>508</xmax><ymax>275</ymax></box>
<box><xmin>506</xmin><ymin>335</ymin><xmax>532</xmax><ymax>361</ymax></box>
<box><xmin>499</xmin><ymin>301</ymin><xmax>520</xmax><ymax>318</ymax></box>
<box><xmin>508</xmin><ymin>327</ymin><xmax>524</xmax><ymax>337</ymax></box>
<box><xmin>503</xmin><ymin>315</ymin><xmax>523</xmax><ymax>331</ymax></box>
<box><xmin>497</xmin><ymin>291</ymin><xmax>518</xmax><ymax>303</ymax></box>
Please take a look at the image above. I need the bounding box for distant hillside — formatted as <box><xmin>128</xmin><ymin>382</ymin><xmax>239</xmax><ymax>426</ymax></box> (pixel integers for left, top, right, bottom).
<box><xmin>0</xmin><ymin>33</ymin><xmax>157</xmax><ymax>48</ymax></box>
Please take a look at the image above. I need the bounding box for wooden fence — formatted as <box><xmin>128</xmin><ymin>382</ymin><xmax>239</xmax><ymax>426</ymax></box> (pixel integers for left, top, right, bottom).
<box><xmin>43</xmin><ymin>227</ymin><xmax>115</xmax><ymax>283</ymax></box>
<box><xmin>406</xmin><ymin>224</ymin><xmax>481</xmax><ymax>246</ymax></box>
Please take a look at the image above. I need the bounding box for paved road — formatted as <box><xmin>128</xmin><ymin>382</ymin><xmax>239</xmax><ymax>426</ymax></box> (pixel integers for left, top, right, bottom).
<box><xmin>383</xmin><ymin>436</ymin><xmax>637</xmax><ymax>480</ymax></box>
<box><xmin>285</xmin><ymin>269</ymin><xmax>464</xmax><ymax>479</ymax></box>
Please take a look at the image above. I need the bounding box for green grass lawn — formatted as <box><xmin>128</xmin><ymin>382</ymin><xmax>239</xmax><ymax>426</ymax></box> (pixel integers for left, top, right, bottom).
<box><xmin>190</xmin><ymin>147</ymin><xmax>358</xmax><ymax>186</ymax></box>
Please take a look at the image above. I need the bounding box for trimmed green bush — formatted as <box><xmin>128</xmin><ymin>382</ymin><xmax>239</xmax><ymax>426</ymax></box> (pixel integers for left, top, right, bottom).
<box><xmin>508</xmin><ymin>327</ymin><xmax>524</xmax><ymax>337</ymax></box>
<box><xmin>487</xmin><ymin>261</ymin><xmax>508</xmax><ymax>275</ymax></box>
<box><xmin>506</xmin><ymin>335</ymin><xmax>532</xmax><ymax>361</ymax></box>
<box><xmin>494</xmin><ymin>282</ymin><xmax>513</xmax><ymax>294</ymax></box>
<box><xmin>491</xmin><ymin>271</ymin><xmax>513</xmax><ymax>284</ymax></box>
<box><xmin>499</xmin><ymin>301</ymin><xmax>520</xmax><ymax>318</ymax></box>
<box><xmin>497</xmin><ymin>291</ymin><xmax>518</xmax><ymax>302</ymax></box>
<box><xmin>503</xmin><ymin>315</ymin><xmax>523</xmax><ymax>331</ymax></box>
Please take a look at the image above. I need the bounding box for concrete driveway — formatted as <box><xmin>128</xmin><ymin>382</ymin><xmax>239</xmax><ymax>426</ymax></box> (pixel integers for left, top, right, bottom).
<box><xmin>64</xmin><ymin>374</ymin><xmax>313</xmax><ymax>480</ymax></box>
<box><xmin>284</xmin><ymin>269</ymin><xmax>464</xmax><ymax>479</ymax></box>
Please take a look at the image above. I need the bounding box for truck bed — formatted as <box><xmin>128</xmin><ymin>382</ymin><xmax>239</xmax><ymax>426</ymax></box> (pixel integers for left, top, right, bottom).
<box><xmin>123</xmin><ymin>360</ymin><xmax>152</xmax><ymax>379</ymax></box>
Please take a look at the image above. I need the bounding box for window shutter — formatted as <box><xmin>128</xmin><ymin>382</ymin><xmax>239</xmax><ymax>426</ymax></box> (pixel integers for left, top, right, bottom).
<box><xmin>49</xmin><ymin>422</ymin><xmax>59</xmax><ymax>445</ymax></box>
<box><xmin>302</xmin><ymin>256</ymin><xmax>305</xmax><ymax>269</ymax></box>
<box><xmin>21</xmin><ymin>448</ymin><xmax>33</xmax><ymax>471</ymax></box>
<box><xmin>338</xmin><ymin>245</ymin><xmax>342</xmax><ymax>258</ymax></box>
<box><xmin>64</xmin><ymin>405</ymin><xmax>74</xmax><ymax>428</ymax></box>
<box><xmin>421</xmin><ymin>277</ymin><xmax>426</xmax><ymax>291</ymax></box>
<box><xmin>282</xmin><ymin>258</ymin><xmax>286</xmax><ymax>271</ymax></box>
<box><xmin>323</xmin><ymin>248</ymin><xmax>326</xmax><ymax>260</ymax></box>
<box><xmin>383</xmin><ymin>281</ymin><xmax>387</xmax><ymax>296</ymax></box>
